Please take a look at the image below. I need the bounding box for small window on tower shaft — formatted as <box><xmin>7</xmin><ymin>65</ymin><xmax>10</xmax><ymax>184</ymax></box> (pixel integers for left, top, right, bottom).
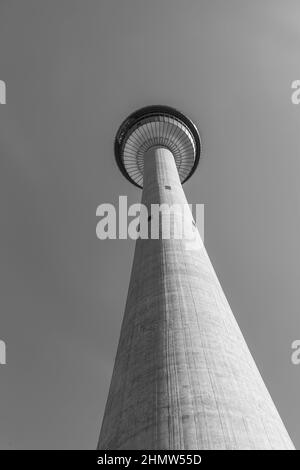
<box><xmin>165</xmin><ymin>185</ymin><xmax>171</xmax><ymax>190</ymax></box>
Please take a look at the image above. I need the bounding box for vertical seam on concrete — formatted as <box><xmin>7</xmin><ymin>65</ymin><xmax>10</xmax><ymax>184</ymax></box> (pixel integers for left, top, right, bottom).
<box><xmin>161</xmin><ymin>240</ymin><xmax>172</xmax><ymax>449</ymax></box>
<box><xmin>181</xmin><ymin>238</ymin><xmax>227</xmax><ymax>448</ymax></box>
<box><xmin>174</xmin><ymin>240</ymin><xmax>201</xmax><ymax>448</ymax></box>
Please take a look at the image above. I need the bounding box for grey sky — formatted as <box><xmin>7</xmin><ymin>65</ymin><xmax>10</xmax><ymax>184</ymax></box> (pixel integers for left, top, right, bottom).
<box><xmin>0</xmin><ymin>0</ymin><xmax>299</xmax><ymax>449</ymax></box>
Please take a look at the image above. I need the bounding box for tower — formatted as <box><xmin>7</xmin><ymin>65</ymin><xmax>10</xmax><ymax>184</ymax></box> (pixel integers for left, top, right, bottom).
<box><xmin>98</xmin><ymin>106</ymin><xmax>294</xmax><ymax>450</ymax></box>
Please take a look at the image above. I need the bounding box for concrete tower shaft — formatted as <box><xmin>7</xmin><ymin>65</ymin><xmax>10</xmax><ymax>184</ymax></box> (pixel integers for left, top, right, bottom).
<box><xmin>98</xmin><ymin>146</ymin><xmax>294</xmax><ymax>450</ymax></box>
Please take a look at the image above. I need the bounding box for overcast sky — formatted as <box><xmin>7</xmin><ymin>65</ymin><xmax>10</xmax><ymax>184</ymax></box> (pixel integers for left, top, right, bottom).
<box><xmin>0</xmin><ymin>0</ymin><xmax>299</xmax><ymax>449</ymax></box>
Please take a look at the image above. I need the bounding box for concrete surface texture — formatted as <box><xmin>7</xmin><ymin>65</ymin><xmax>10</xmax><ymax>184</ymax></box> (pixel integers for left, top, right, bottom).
<box><xmin>98</xmin><ymin>147</ymin><xmax>295</xmax><ymax>450</ymax></box>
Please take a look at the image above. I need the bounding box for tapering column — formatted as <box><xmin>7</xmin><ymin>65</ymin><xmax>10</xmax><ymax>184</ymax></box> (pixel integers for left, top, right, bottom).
<box><xmin>97</xmin><ymin>107</ymin><xmax>294</xmax><ymax>450</ymax></box>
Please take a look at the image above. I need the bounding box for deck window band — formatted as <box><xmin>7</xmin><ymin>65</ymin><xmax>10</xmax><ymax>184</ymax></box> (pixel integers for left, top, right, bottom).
<box><xmin>165</xmin><ymin>185</ymin><xmax>171</xmax><ymax>190</ymax></box>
